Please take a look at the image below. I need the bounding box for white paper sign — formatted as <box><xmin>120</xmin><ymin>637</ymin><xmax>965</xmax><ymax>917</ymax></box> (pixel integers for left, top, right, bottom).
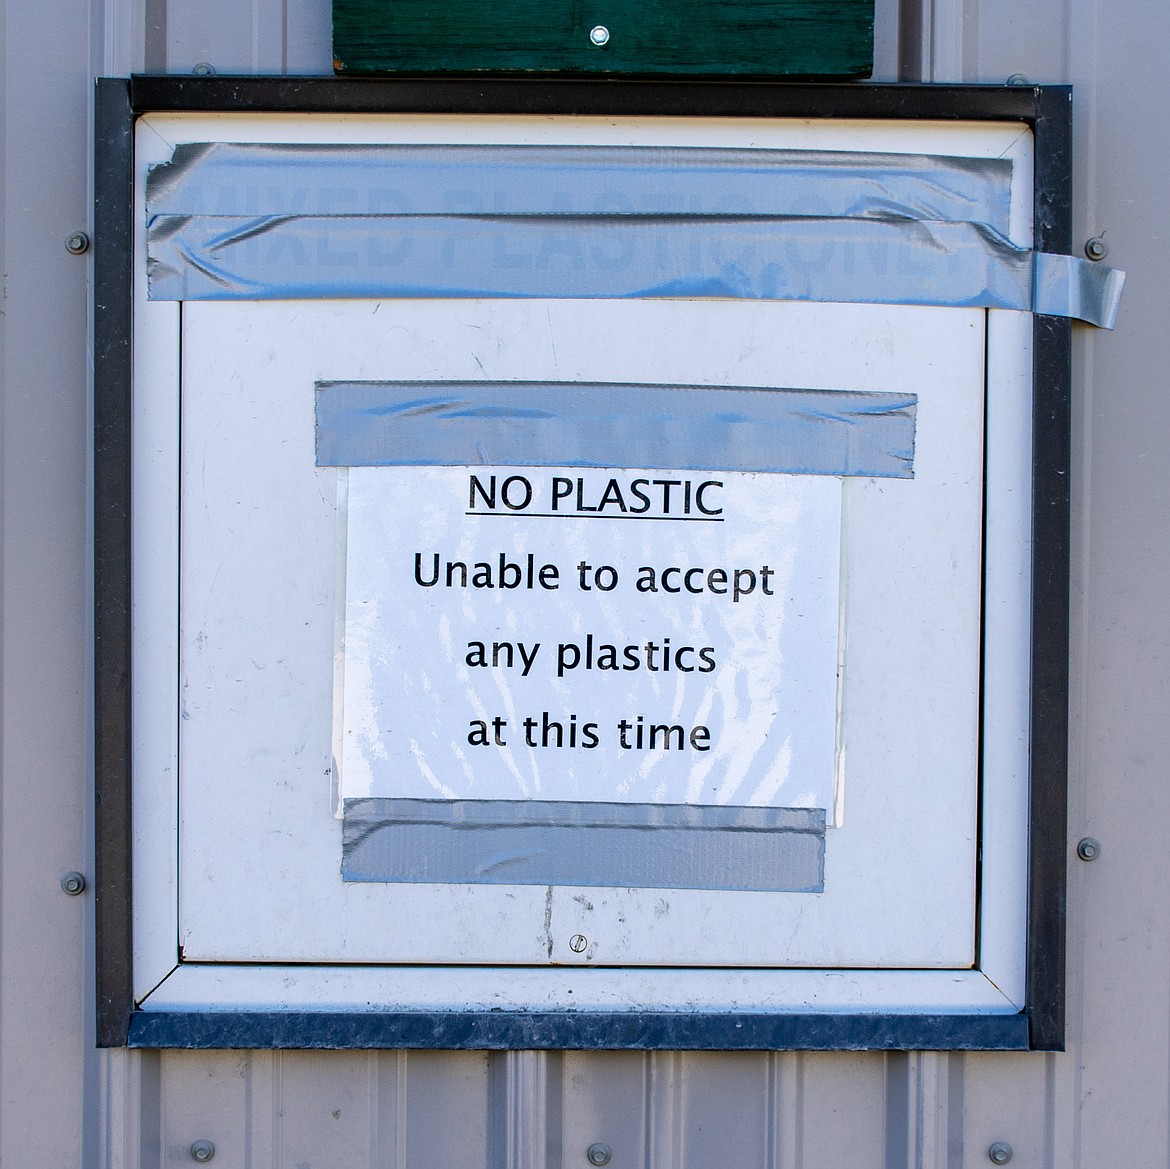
<box><xmin>338</xmin><ymin>465</ymin><xmax>841</xmax><ymax>810</ymax></box>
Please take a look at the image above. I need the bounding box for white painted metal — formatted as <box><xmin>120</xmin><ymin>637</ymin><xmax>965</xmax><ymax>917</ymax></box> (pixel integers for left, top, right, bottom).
<box><xmin>161</xmin><ymin>295</ymin><xmax>997</xmax><ymax>974</ymax></box>
<box><xmin>130</xmin><ymin>292</ymin><xmax>180</xmax><ymax>995</ymax></box>
<box><xmin>0</xmin><ymin>0</ymin><xmax>1165</xmax><ymax>1165</ymax></box>
<box><xmin>977</xmin><ymin>309</ymin><xmax>1035</xmax><ymax>1005</ymax></box>
<box><xmin>140</xmin><ymin>964</ymin><xmax>1022</xmax><ymax>1012</ymax></box>
<box><xmin>128</xmin><ymin>114</ymin><xmax>1030</xmax><ymax>1003</ymax></box>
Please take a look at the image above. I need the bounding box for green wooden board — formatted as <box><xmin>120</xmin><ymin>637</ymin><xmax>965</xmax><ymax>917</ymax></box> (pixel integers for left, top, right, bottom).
<box><xmin>333</xmin><ymin>0</ymin><xmax>873</xmax><ymax>79</ymax></box>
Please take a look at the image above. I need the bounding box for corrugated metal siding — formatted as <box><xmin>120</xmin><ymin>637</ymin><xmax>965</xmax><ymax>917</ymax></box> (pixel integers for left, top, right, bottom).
<box><xmin>93</xmin><ymin>1046</ymin><xmax>1080</xmax><ymax>1168</ymax></box>
<box><xmin>1</xmin><ymin>0</ymin><xmax>1167</xmax><ymax>1163</ymax></box>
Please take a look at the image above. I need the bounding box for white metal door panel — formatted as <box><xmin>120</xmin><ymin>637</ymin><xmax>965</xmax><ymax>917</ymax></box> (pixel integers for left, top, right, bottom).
<box><xmin>170</xmin><ymin>296</ymin><xmax>987</xmax><ymax>968</ymax></box>
<box><xmin>125</xmin><ymin>112</ymin><xmax>1035</xmax><ymax>1016</ymax></box>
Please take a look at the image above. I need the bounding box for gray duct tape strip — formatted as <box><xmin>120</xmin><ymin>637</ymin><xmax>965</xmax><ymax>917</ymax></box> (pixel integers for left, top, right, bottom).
<box><xmin>341</xmin><ymin>798</ymin><xmax>826</xmax><ymax>892</ymax></box>
<box><xmin>1034</xmin><ymin>252</ymin><xmax>1126</xmax><ymax>330</ymax></box>
<box><xmin>315</xmin><ymin>381</ymin><xmax>917</xmax><ymax>477</ymax></box>
<box><xmin>147</xmin><ymin>212</ymin><xmax>1123</xmax><ymax>327</ymax></box>
<box><xmin>144</xmin><ymin>142</ymin><xmax>1125</xmax><ymax>327</ymax></box>
<box><xmin>148</xmin><ymin>142</ymin><xmax>1016</xmax><ymax>233</ymax></box>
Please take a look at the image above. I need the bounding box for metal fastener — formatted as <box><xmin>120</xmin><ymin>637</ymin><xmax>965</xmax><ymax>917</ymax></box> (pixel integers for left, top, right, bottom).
<box><xmin>65</xmin><ymin>231</ymin><xmax>90</xmax><ymax>255</ymax></box>
<box><xmin>1084</xmin><ymin>236</ymin><xmax>1109</xmax><ymax>261</ymax></box>
<box><xmin>587</xmin><ymin>1143</ymin><xmax>612</xmax><ymax>1166</ymax></box>
<box><xmin>569</xmin><ymin>934</ymin><xmax>589</xmax><ymax>953</ymax></box>
<box><xmin>589</xmin><ymin>25</ymin><xmax>610</xmax><ymax>46</ymax></box>
<box><xmin>190</xmin><ymin>1139</ymin><xmax>216</xmax><ymax>1162</ymax></box>
<box><xmin>1077</xmin><ymin>837</ymin><xmax>1101</xmax><ymax>861</ymax></box>
<box><xmin>1006</xmin><ymin>74</ymin><xmax>1031</xmax><ymax>86</ymax></box>
<box><xmin>192</xmin><ymin>62</ymin><xmax>216</xmax><ymax>76</ymax></box>
<box><xmin>60</xmin><ymin>871</ymin><xmax>86</xmax><ymax>896</ymax></box>
<box><xmin>988</xmin><ymin>1141</ymin><xmax>1013</xmax><ymax>1165</ymax></box>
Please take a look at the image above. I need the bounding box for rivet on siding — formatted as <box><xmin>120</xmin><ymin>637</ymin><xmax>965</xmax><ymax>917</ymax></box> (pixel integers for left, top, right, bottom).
<box><xmin>1005</xmin><ymin>74</ymin><xmax>1031</xmax><ymax>86</ymax></box>
<box><xmin>192</xmin><ymin>62</ymin><xmax>216</xmax><ymax>76</ymax></box>
<box><xmin>569</xmin><ymin>934</ymin><xmax>589</xmax><ymax>953</ymax></box>
<box><xmin>1077</xmin><ymin>837</ymin><xmax>1101</xmax><ymax>862</ymax></box>
<box><xmin>1084</xmin><ymin>236</ymin><xmax>1109</xmax><ymax>261</ymax></box>
<box><xmin>586</xmin><ymin>1143</ymin><xmax>612</xmax><ymax>1166</ymax></box>
<box><xmin>65</xmin><ymin>232</ymin><xmax>90</xmax><ymax>255</ymax></box>
<box><xmin>60</xmin><ymin>871</ymin><xmax>86</xmax><ymax>896</ymax></box>
<box><xmin>589</xmin><ymin>26</ymin><xmax>610</xmax><ymax>46</ymax></box>
<box><xmin>190</xmin><ymin>1140</ymin><xmax>216</xmax><ymax>1162</ymax></box>
<box><xmin>988</xmin><ymin>1141</ymin><xmax>1013</xmax><ymax>1164</ymax></box>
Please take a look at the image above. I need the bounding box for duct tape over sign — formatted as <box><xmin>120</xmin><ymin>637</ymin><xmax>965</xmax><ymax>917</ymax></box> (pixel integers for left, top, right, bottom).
<box><xmin>321</xmin><ymin>380</ymin><xmax>918</xmax><ymax>891</ymax></box>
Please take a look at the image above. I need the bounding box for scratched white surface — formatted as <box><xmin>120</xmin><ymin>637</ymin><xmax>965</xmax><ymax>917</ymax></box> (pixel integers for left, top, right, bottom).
<box><xmin>169</xmin><ymin>293</ymin><xmax>988</xmax><ymax>969</ymax></box>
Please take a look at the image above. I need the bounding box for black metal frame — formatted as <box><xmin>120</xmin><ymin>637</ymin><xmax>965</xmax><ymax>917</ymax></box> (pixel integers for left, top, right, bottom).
<box><xmin>94</xmin><ymin>77</ymin><xmax>1070</xmax><ymax>1051</ymax></box>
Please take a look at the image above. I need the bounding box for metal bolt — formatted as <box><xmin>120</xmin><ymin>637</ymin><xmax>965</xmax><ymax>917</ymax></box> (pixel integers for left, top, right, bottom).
<box><xmin>192</xmin><ymin>62</ymin><xmax>216</xmax><ymax>76</ymax></box>
<box><xmin>987</xmin><ymin>1142</ymin><xmax>1013</xmax><ymax>1164</ymax></box>
<box><xmin>65</xmin><ymin>231</ymin><xmax>90</xmax><ymax>255</ymax></box>
<box><xmin>1084</xmin><ymin>236</ymin><xmax>1109</xmax><ymax>261</ymax></box>
<box><xmin>1006</xmin><ymin>74</ymin><xmax>1031</xmax><ymax>86</ymax></box>
<box><xmin>60</xmin><ymin>871</ymin><xmax>86</xmax><ymax>896</ymax></box>
<box><xmin>569</xmin><ymin>934</ymin><xmax>589</xmax><ymax>953</ymax></box>
<box><xmin>589</xmin><ymin>25</ymin><xmax>610</xmax><ymax>46</ymax></box>
<box><xmin>587</xmin><ymin>1143</ymin><xmax>612</xmax><ymax>1166</ymax></box>
<box><xmin>190</xmin><ymin>1139</ymin><xmax>216</xmax><ymax>1162</ymax></box>
<box><xmin>1077</xmin><ymin>836</ymin><xmax>1101</xmax><ymax>862</ymax></box>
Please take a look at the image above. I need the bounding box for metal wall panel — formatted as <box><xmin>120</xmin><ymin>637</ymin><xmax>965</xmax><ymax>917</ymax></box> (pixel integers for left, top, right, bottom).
<box><xmin>0</xmin><ymin>0</ymin><xmax>1166</xmax><ymax>1164</ymax></box>
<box><xmin>1065</xmin><ymin>23</ymin><xmax>1170</xmax><ymax>1164</ymax></box>
<box><xmin>164</xmin><ymin>0</ymin><xmax>332</xmax><ymax>75</ymax></box>
<box><xmin>0</xmin><ymin>0</ymin><xmax>100</xmax><ymax>1162</ymax></box>
<box><xmin>949</xmin><ymin>0</ymin><xmax>1170</xmax><ymax>1162</ymax></box>
<box><xmin>135</xmin><ymin>1050</ymin><xmax>902</xmax><ymax>1168</ymax></box>
<box><xmin>159</xmin><ymin>1050</ymin><xmax>490</xmax><ymax>1167</ymax></box>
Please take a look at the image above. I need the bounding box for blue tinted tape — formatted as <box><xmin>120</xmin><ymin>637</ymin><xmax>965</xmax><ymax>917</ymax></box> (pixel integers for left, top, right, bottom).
<box><xmin>149</xmin><ymin>214</ymin><xmax>1035</xmax><ymax>309</ymax></box>
<box><xmin>316</xmin><ymin>382</ymin><xmax>918</xmax><ymax>478</ymax></box>
<box><xmin>148</xmin><ymin>142</ymin><xmax>1015</xmax><ymax>233</ymax></box>
<box><xmin>144</xmin><ymin>142</ymin><xmax>1124</xmax><ymax>327</ymax></box>
<box><xmin>341</xmin><ymin>799</ymin><xmax>826</xmax><ymax>892</ymax></box>
<box><xmin>1034</xmin><ymin>251</ymin><xmax>1126</xmax><ymax>329</ymax></box>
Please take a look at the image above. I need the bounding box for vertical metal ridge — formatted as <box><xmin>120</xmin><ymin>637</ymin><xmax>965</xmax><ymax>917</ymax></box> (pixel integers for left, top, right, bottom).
<box><xmin>251</xmin><ymin>0</ymin><xmax>289</xmax><ymax>72</ymax></box>
<box><xmin>767</xmin><ymin>1052</ymin><xmax>804</xmax><ymax>1169</ymax></box>
<box><xmin>545</xmin><ymin>1052</ymin><xmax>565</xmax><ymax>1169</ymax></box>
<box><xmin>371</xmin><ymin>1050</ymin><xmax>407</xmax><ymax>1169</ymax></box>
<box><xmin>886</xmin><ymin>1052</ymin><xmax>953</xmax><ymax>1169</ymax></box>
<box><xmin>490</xmin><ymin>1052</ymin><xmax>557</xmax><ymax>1169</ymax></box>
<box><xmin>885</xmin><ymin>1053</ymin><xmax>911</xmax><ymax>1169</ymax></box>
<box><xmin>793</xmin><ymin>1054</ymin><xmax>807</xmax><ymax>1169</ymax></box>
<box><xmin>241</xmin><ymin>1051</ymin><xmax>277</xmax><ymax>1165</ymax></box>
<box><xmin>645</xmin><ymin>1053</ymin><xmax>684</xmax><ymax>1169</ymax></box>
<box><xmin>927</xmin><ymin>0</ymin><xmax>966</xmax><ymax>80</ymax></box>
<box><xmin>897</xmin><ymin>0</ymin><xmax>928</xmax><ymax>80</ymax></box>
<box><xmin>270</xmin><ymin>1051</ymin><xmax>285</xmax><ymax>1159</ymax></box>
<box><xmin>765</xmin><ymin>1054</ymin><xmax>780</xmax><ymax>1169</ymax></box>
<box><xmin>143</xmin><ymin>0</ymin><xmax>167</xmax><ymax>71</ymax></box>
<box><xmin>96</xmin><ymin>1049</ymin><xmax>160</xmax><ymax>1169</ymax></box>
<box><xmin>396</xmin><ymin>1051</ymin><xmax>410</xmax><ymax>1168</ymax></box>
<box><xmin>914</xmin><ymin>1053</ymin><xmax>948</xmax><ymax>1169</ymax></box>
<box><xmin>945</xmin><ymin>1053</ymin><xmax>965</xmax><ymax>1169</ymax></box>
<box><xmin>898</xmin><ymin>0</ymin><xmax>972</xmax><ymax>82</ymax></box>
<box><xmin>365</xmin><ymin>1052</ymin><xmax>378</xmax><ymax>1168</ymax></box>
<box><xmin>1044</xmin><ymin>1051</ymin><xmax>1063</xmax><ymax>1169</ymax></box>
